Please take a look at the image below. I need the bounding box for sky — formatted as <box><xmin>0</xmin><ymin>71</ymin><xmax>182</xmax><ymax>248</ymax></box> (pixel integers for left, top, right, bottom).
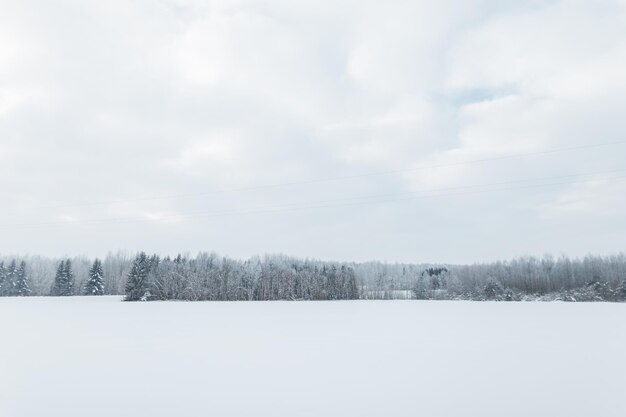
<box><xmin>1</xmin><ymin>0</ymin><xmax>625</xmax><ymax>264</ymax></box>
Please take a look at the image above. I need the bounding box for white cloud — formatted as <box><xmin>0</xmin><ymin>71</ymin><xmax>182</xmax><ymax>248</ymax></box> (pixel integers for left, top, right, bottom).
<box><xmin>540</xmin><ymin>175</ymin><xmax>626</xmax><ymax>217</ymax></box>
<box><xmin>0</xmin><ymin>87</ymin><xmax>48</xmax><ymax>119</ymax></box>
<box><xmin>401</xmin><ymin>94</ymin><xmax>555</xmax><ymax>191</ymax></box>
<box><xmin>457</xmin><ymin>95</ymin><xmax>555</xmax><ymax>155</ymax></box>
<box><xmin>141</xmin><ymin>211</ymin><xmax>184</xmax><ymax>224</ymax></box>
<box><xmin>58</xmin><ymin>215</ymin><xmax>80</xmax><ymax>224</ymax></box>
<box><xmin>408</xmin><ymin>0</ymin><xmax>626</xmax><ymax>193</ymax></box>
<box><xmin>166</xmin><ymin>133</ymin><xmax>240</xmax><ymax>175</ymax></box>
<box><xmin>1</xmin><ymin>0</ymin><xmax>625</xmax><ymax>261</ymax></box>
<box><xmin>445</xmin><ymin>1</ymin><xmax>626</xmax><ymax>93</ymax></box>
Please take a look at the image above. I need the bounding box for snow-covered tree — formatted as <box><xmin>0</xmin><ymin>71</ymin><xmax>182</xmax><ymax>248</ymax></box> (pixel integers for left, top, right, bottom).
<box><xmin>343</xmin><ymin>266</ymin><xmax>359</xmax><ymax>300</ymax></box>
<box><xmin>125</xmin><ymin>252</ymin><xmax>152</xmax><ymax>301</ymax></box>
<box><xmin>617</xmin><ymin>279</ymin><xmax>626</xmax><ymax>301</ymax></box>
<box><xmin>2</xmin><ymin>251</ymin><xmax>626</xmax><ymax>301</ymax></box>
<box><xmin>51</xmin><ymin>260</ymin><xmax>65</xmax><ymax>296</ymax></box>
<box><xmin>84</xmin><ymin>259</ymin><xmax>104</xmax><ymax>295</ymax></box>
<box><xmin>0</xmin><ymin>262</ymin><xmax>6</xmax><ymax>296</ymax></box>
<box><xmin>63</xmin><ymin>259</ymin><xmax>74</xmax><ymax>295</ymax></box>
<box><xmin>51</xmin><ymin>259</ymin><xmax>74</xmax><ymax>296</ymax></box>
<box><xmin>5</xmin><ymin>260</ymin><xmax>18</xmax><ymax>296</ymax></box>
<box><xmin>15</xmin><ymin>261</ymin><xmax>30</xmax><ymax>296</ymax></box>
<box><xmin>483</xmin><ymin>277</ymin><xmax>503</xmax><ymax>300</ymax></box>
<box><xmin>412</xmin><ymin>274</ymin><xmax>429</xmax><ymax>300</ymax></box>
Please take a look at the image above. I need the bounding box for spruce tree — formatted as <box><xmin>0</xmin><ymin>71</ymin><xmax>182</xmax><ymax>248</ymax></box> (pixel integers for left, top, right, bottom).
<box><xmin>63</xmin><ymin>259</ymin><xmax>74</xmax><ymax>296</ymax></box>
<box><xmin>51</xmin><ymin>260</ymin><xmax>74</xmax><ymax>296</ymax></box>
<box><xmin>125</xmin><ymin>252</ymin><xmax>151</xmax><ymax>301</ymax></box>
<box><xmin>5</xmin><ymin>260</ymin><xmax>18</xmax><ymax>296</ymax></box>
<box><xmin>51</xmin><ymin>260</ymin><xmax>65</xmax><ymax>296</ymax></box>
<box><xmin>84</xmin><ymin>259</ymin><xmax>105</xmax><ymax>295</ymax></box>
<box><xmin>0</xmin><ymin>262</ymin><xmax>6</xmax><ymax>296</ymax></box>
<box><xmin>16</xmin><ymin>261</ymin><xmax>30</xmax><ymax>296</ymax></box>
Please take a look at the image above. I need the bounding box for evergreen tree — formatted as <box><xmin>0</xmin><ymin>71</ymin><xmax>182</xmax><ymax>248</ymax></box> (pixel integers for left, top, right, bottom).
<box><xmin>484</xmin><ymin>277</ymin><xmax>503</xmax><ymax>300</ymax></box>
<box><xmin>125</xmin><ymin>252</ymin><xmax>152</xmax><ymax>301</ymax></box>
<box><xmin>51</xmin><ymin>260</ymin><xmax>73</xmax><ymax>296</ymax></box>
<box><xmin>5</xmin><ymin>260</ymin><xmax>18</xmax><ymax>296</ymax></box>
<box><xmin>84</xmin><ymin>259</ymin><xmax>105</xmax><ymax>295</ymax></box>
<box><xmin>51</xmin><ymin>260</ymin><xmax>65</xmax><ymax>296</ymax></box>
<box><xmin>0</xmin><ymin>262</ymin><xmax>6</xmax><ymax>296</ymax></box>
<box><xmin>15</xmin><ymin>261</ymin><xmax>30</xmax><ymax>296</ymax></box>
<box><xmin>63</xmin><ymin>259</ymin><xmax>74</xmax><ymax>295</ymax></box>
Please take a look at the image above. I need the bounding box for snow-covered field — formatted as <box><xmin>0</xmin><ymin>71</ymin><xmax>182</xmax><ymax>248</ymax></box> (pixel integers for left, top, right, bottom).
<box><xmin>1</xmin><ymin>297</ymin><xmax>624</xmax><ymax>417</ymax></box>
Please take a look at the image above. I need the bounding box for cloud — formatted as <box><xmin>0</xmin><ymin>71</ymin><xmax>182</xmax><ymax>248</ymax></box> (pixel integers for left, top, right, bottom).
<box><xmin>445</xmin><ymin>1</ymin><xmax>626</xmax><ymax>93</ymax></box>
<box><xmin>404</xmin><ymin>0</ymin><xmax>626</xmax><ymax>193</ymax></box>
<box><xmin>58</xmin><ymin>215</ymin><xmax>80</xmax><ymax>225</ymax></box>
<box><xmin>1</xmin><ymin>0</ymin><xmax>625</xmax><ymax>262</ymax></box>
<box><xmin>165</xmin><ymin>131</ymin><xmax>241</xmax><ymax>179</ymax></box>
<box><xmin>141</xmin><ymin>211</ymin><xmax>184</xmax><ymax>225</ymax></box>
<box><xmin>540</xmin><ymin>175</ymin><xmax>626</xmax><ymax>217</ymax></box>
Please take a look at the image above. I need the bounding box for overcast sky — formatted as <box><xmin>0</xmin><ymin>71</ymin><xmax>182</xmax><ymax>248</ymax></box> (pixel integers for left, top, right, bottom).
<box><xmin>1</xmin><ymin>0</ymin><xmax>625</xmax><ymax>263</ymax></box>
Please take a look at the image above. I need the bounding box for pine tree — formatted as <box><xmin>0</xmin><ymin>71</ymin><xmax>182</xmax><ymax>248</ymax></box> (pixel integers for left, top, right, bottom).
<box><xmin>51</xmin><ymin>260</ymin><xmax>65</xmax><ymax>296</ymax></box>
<box><xmin>84</xmin><ymin>259</ymin><xmax>105</xmax><ymax>295</ymax></box>
<box><xmin>16</xmin><ymin>261</ymin><xmax>30</xmax><ymax>296</ymax></box>
<box><xmin>0</xmin><ymin>262</ymin><xmax>6</xmax><ymax>296</ymax></box>
<box><xmin>5</xmin><ymin>260</ymin><xmax>18</xmax><ymax>296</ymax></box>
<box><xmin>125</xmin><ymin>252</ymin><xmax>151</xmax><ymax>301</ymax></box>
<box><xmin>51</xmin><ymin>260</ymin><xmax>74</xmax><ymax>296</ymax></box>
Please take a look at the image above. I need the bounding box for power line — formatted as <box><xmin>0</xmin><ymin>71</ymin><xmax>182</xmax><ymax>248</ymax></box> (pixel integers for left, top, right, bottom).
<box><xmin>2</xmin><ymin>169</ymin><xmax>625</xmax><ymax>231</ymax></box>
<box><xmin>4</xmin><ymin>139</ymin><xmax>626</xmax><ymax>214</ymax></box>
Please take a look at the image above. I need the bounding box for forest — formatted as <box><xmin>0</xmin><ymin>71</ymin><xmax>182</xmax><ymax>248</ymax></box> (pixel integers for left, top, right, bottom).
<box><xmin>1</xmin><ymin>252</ymin><xmax>626</xmax><ymax>302</ymax></box>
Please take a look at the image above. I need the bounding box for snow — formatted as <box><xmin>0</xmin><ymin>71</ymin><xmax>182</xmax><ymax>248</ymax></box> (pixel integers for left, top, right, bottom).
<box><xmin>1</xmin><ymin>296</ymin><xmax>625</xmax><ymax>417</ymax></box>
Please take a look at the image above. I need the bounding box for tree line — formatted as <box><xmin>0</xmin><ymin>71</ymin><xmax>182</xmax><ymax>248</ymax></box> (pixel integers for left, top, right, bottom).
<box><xmin>124</xmin><ymin>253</ymin><xmax>359</xmax><ymax>301</ymax></box>
<box><xmin>0</xmin><ymin>258</ymin><xmax>104</xmax><ymax>297</ymax></box>
<box><xmin>0</xmin><ymin>260</ymin><xmax>30</xmax><ymax>296</ymax></box>
<box><xmin>1</xmin><ymin>252</ymin><xmax>625</xmax><ymax>302</ymax></box>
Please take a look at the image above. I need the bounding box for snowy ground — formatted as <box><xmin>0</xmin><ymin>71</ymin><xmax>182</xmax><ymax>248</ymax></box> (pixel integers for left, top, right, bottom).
<box><xmin>1</xmin><ymin>297</ymin><xmax>625</xmax><ymax>417</ymax></box>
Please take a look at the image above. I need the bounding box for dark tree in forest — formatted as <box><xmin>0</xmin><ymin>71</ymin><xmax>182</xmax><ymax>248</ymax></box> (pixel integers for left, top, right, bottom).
<box><xmin>51</xmin><ymin>260</ymin><xmax>74</xmax><ymax>296</ymax></box>
<box><xmin>15</xmin><ymin>261</ymin><xmax>30</xmax><ymax>296</ymax></box>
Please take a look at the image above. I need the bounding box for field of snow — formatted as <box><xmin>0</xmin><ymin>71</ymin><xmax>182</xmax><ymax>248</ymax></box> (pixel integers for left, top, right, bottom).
<box><xmin>1</xmin><ymin>296</ymin><xmax>625</xmax><ymax>417</ymax></box>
